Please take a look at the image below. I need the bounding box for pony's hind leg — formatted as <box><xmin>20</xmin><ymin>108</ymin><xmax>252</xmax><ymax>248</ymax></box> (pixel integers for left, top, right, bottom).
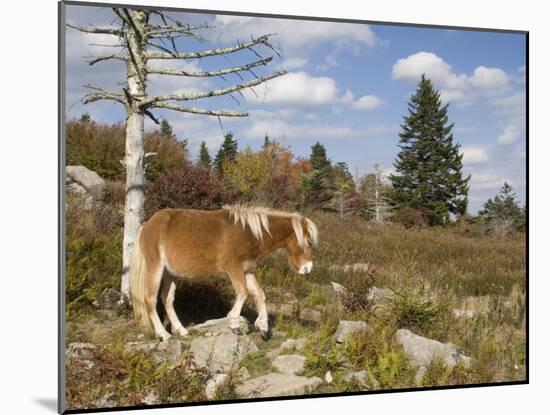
<box><xmin>160</xmin><ymin>276</ymin><xmax>189</xmax><ymax>337</ymax></box>
<box><xmin>226</xmin><ymin>270</ymin><xmax>248</xmax><ymax>335</ymax></box>
<box><xmin>145</xmin><ymin>264</ymin><xmax>171</xmax><ymax>341</ymax></box>
<box><xmin>245</xmin><ymin>273</ymin><xmax>270</xmax><ymax>340</ymax></box>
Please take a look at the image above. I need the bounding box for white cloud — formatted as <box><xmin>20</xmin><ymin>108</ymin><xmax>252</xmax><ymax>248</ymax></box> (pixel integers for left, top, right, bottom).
<box><xmin>213</xmin><ymin>15</ymin><xmax>378</xmax><ymax>59</ymax></box>
<box><xmin>461</xmin><ymin>145</ymin><xmax>490</xmax><ymax>164</ymax></box>
<box><xmin>243</xmin><ymin>113</ymin><xmax>397</xmax><ymax>140</ymax></box>
<box><xmin>497</xmin><ymin>124</ymin><xmax>521</xmax><ymax>145</ymax></box>
<box><xmin>245</xmin><ymin>71</ymin><xmax>338</xmax><ymax>105</ymax></box>
<box><xmin>468</xmin><ymin>66</ymin><xmax>509</xmax><ymax>90</ymax></box>
<box><xmin>352</xmin><ymin>95</ymin><xmax>385</xmax><ymax>110</ymax></box>
<box><xmin>279</xmin><ymin>57</ymin><xmax>308</xmax><ymax>70</ymax></box>
<box><xmin>470</xmin><ymin>173</ymin><xmax>511</xmax><ymax>190</ymax></box>
<box><xmin>392</xmin><ymin>51</ymin><xmax>511</xmax><ymax>104</ymax></box>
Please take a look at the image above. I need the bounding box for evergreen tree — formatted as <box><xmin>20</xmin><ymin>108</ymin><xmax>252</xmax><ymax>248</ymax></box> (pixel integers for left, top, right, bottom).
<box><xmin>198</xmin><ymin>141</ymin><xmax>212</xmax><ymax>169</ymax></box>
<box><xmin>478</xmin><ymin>182</ymin><xmax>525</xmax><ymax>232</ymax></box>
<box><xmin>305</xmin><ymin>142</ymin><xmax>335</xmax><ymax>207</ymax></box>
<box><xmin>214</xmin><ymin>132</ymin><xmax>238</xmax><ymax>173</ymax></box>
<box><xmin>160</xmin><ymin>118</ymin><xmax>174</xmax><ymax>137</ymax></box>
<box><xmin>390</xmin><ymin>75</ymin><xmax>469</xmax><ymax>225</ymax></box>
<box><xmin>79</xmin><ymin>113</ymin><xmax>91</xmax><ymax>123</ymax></box>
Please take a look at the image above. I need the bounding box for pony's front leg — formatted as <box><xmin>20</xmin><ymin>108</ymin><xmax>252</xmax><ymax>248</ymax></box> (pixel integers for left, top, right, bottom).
<box><xmin>226</xmin><ymin>270</ymin><xmax>248</xmax><ymax>335</ymax></box>
<box><xmin>245</xmin><ymin>273</ymin><xmax>270</xmax><ymax>340</ymax></box>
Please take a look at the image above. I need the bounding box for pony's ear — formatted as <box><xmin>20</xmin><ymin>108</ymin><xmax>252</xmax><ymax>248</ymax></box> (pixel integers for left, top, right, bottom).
<box><xmin>305</xmin><ymin>218</ymin><xmax>319</xmax><ymax>247</ymax></box>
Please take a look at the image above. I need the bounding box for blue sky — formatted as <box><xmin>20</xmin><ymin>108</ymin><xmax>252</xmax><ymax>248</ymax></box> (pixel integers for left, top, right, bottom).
<box><xmin>65</xmin><ymin>5</ymin><xmax>526</xmax><ymax>212</ymax></box>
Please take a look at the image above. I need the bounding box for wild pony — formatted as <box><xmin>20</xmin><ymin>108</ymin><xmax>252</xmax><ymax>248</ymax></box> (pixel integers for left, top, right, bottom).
<box><xmin>129</xmin><ymin>205</ymin><xmax>318</xmax><ymax>341</ymax></box>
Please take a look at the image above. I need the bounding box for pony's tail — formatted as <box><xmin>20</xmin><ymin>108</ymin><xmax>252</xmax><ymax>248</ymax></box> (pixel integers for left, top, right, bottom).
<box><xmin>129</xmin><ymin>227</ymin><xmax>152</xmax><ymax>333</ymax></box>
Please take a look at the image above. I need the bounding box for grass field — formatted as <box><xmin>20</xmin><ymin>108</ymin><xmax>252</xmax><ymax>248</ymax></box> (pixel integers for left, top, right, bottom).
<box><xmin>65</xmin><ymin>209</ymin><xmax>526</xmax><ymax>409</ymax></box>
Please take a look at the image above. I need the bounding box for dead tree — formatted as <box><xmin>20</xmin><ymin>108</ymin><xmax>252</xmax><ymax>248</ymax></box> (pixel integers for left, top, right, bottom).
<box><xmin>67</xmin><ymin>8</ymin><xmax>286</xmax><ymax>301</ymax></box>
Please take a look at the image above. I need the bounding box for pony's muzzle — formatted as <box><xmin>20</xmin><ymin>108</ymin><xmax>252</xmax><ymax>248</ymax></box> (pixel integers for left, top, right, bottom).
<box><xmin>298</xmin><ymin>261</ymin><xmax>313</xmax><ymax>275</ymax></box>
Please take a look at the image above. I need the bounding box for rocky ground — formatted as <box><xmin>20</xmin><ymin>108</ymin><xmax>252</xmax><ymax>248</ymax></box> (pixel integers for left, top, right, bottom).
<box><xmin>65</xmin><ymin>281</ymin><xmax>486</xmax><ymax>409</ymax></box>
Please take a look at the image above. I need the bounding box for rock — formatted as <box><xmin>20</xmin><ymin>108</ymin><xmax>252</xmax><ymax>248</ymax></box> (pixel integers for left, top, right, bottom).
<box><xmin>367</xmin><ymin>286</ymin><xmax>390</xmax><ymax>302</ymax></box>
<box><xmin>414</xmin><ymin>366</ymin><xmax>428</xmax><ymax>384</ymax></box>
<box><xmin>190</xmin><ymin>332</ymin><xmax>258</xmax><ymax>373</ymax></box>
<box><xmin>299</xmin><ymin>308</ymin><xmax>322</xmax><ymax>323</ymax></box>
<box><xmin>91</xmin><ymin>392</ymin><xmax>116</xmax><ymax>408</ymax></box>
<box><xmin>343</xmin><ymin>370</ymin><xmax>369</xmax><ymax>388</ymax></box>
<box><xmin>272</xmin><ymin>354</ymin><xmax>306</xmax><ymax>375</ymax></box>
<box><xmin>280</xmin><ymin>338</ymin><xmax>307</xmax><ymax>353</ymax></box>
<box><xmin>453</xmin><ymin>309</ymin><xmax>476</xmax><ymax>319</ymax></box>
<box><xmin>269</xmin><ymin>302</ymin><xmax>297</xmax><ymax>317</ymax></box>
<box><xmin>67</xmin><ymin>182</ymin><xmax>94</xmax><ymax>209</ymax></box>
<box><xmin>238</xmin><ymin>367</ymin><xmax>252</xmax><ymax>381</ymax></box>
<box><xmin>334</xmin><ymin>320</ymin><xmax>370</xmax><ymax>344</ymax></box>
<box><xmin>235</xmin><ymin>373</ymin><xmax>322</xmax><ymax>398</ymax></box>
<box><xmin>329</xmin><ymin>263</ymin><xmax>371</xmax><ymax>273</ymax></box>
<box><xmin>66</xmin><ymin>165</ymin><xmax>105</xmax><ymax>199</ymax></box>
<box><xmin>267</xmin><ymin>338</ymin><xmax>307</xmax><ymax>360</ymax></box>
<box><xmin>331</xmin><ymin>282</ymin><xmax>347</xmax><ymax>295</ymax></box>
<box><xmin>124</xmin><ymin>339</ymin><xmax>184</xmax><ymax>365</ymax></box>
<box><xmin>92</xmin><ymin>288</ymin><xmax>121</xmax><ymax>310</ymax></box>
<box><xmin>66</xmin><ymin>342</ymin><xmax>97</xmax><ymax>360</ymax></box>
<box><xmin>142</xmin><ymin>390</ymin><xmax>160</xmax><ymax>405</ymax></box>
<box><xmin>395</xmin><ymin>329</ymin><xmax>473</xmax><ymax>370</ymax></box>
<box><xmin>325</xmin><ymin>370</ymin><xmax>333</xmax><ymax>383</ymax></box>
<box><xmin>205</xmin><ymin>373</ymin><xmax>229</xmax><ymax>400</ymax></box>
<box><xmin>191</xmin><ymin>316</ymin><xmax>249</xmax><ymax>336</ymax></box>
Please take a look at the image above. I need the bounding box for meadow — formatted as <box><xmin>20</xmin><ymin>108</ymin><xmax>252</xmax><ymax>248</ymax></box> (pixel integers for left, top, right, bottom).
<box><xmin>65</xmin><ymin>202</ymin><xmax>526</xmax><ymax>408</ymax></box>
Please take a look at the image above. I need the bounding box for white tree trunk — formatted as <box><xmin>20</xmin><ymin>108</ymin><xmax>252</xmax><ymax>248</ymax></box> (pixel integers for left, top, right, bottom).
<box><xmin>120</xmin><ymin>10</ymin><xmax>147</xmax><ymax>301</ymax></box>
<box><xmin>121</xmin><ymin>110</ymin><xmax>144</xmax><ymax>299</ymax></box>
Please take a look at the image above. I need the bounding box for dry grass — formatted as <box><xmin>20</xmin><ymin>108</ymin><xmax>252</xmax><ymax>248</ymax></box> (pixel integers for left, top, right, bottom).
<box><xmin>65</xmin><ymin>211</ymin><xmax>526</xmax><ymax>407</ymax></box>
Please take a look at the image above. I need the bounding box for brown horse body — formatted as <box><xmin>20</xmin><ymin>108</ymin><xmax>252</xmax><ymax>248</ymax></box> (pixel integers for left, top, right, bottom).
<box><xmin>130</xmin><ymin>205</ymin><xmax>318</xmax><ymax>341</ymax></box>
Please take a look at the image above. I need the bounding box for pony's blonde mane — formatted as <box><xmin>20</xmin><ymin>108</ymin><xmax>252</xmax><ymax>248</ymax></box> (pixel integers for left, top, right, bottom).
<box><xmin>223</xmin><ymin>205</ymin><xmax>318</xmax><ymax>247</ymax></box>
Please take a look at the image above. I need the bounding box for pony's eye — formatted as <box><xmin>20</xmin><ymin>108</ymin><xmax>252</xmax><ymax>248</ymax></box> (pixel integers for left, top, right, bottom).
<box><xmin>306</xmin><ymin>239</ymin><xmax>312</xmax><ymax>247</ymax></box>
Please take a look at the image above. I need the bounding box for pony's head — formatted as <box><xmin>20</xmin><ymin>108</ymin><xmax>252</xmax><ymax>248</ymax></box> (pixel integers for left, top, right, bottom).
<box><xmin>286</xmin><ymin>216</ymin><xmax>318</xmax><ymax>275</ymax></box>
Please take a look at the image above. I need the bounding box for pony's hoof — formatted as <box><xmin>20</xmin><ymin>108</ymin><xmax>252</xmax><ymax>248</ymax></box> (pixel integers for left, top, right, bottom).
<box><xmin>175</xmin><ymin>328</ymin><xmax>189</xmax><ymax>338</ymax></box>
<box><xmin>231</xmin><ymin>327</ymin><xmax>243</xmax><ymax>335</ymax></box>
<box><xmin>158</xmin><ymin>333</ymin><xmax>172</xmax><ymax>342</ymax></box>
<box><xmin>260</xmin><ymin>330</ymin><xmax>271</xmax><ymax>341</ymax></box>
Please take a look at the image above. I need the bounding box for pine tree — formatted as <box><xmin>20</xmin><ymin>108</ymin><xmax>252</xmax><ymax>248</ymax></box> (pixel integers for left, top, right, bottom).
<box><xmin>263</xmin><ymin>134</ymin><xmax>271</xmax><ymax>149</ymax></box>
<box><xmin>214</xmin><ymin>132</ymin><xmax>238</xmax><ymax>173</ymax></box>
<box><xmin>305</xmin><ymin>142</ymin><xmax>335</xmax><ymax>207</ymax></box>
<box><xmin>160</xmin><ymin>118</ymin><xmax>174</xmax><ymax>137</ymax></box>
<box><xmin>198</xmin><ymin>141</ymin><xmax>212</xmax><ymax>169</ymax></box>
<box><xmin>478</xmin><ymin>182</ymin><xmax>525</xmax><ymax>233</ymax></box>
<box><xmin>79</xmin><ymin>113</ymin><xmax>91</xmax><ymax>123</ymax></box>
<box><xmin>390</xmin><ymin>75</ymin><xmax>469</xmax><ymax>225</ymax></box>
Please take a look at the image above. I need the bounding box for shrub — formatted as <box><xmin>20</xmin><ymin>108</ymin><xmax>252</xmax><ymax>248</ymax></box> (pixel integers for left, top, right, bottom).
<box><xmin>66</xmin><ymin>119</ymin><xmax>186</xmax><ymax>181</ymax></box>
<box><xmin>340</xmin><ymin>268</ymin><xmax>376</xmax><ymax>314</ymax></box>
<box><xmin>393</xmin><ymin>206</ymin><xmax>428</xmax><ymax>228</ymax></box>
<box><xmin>144</xmin><ymin>163</ymin><xmax>237</xmax><ymax>219</ymax></box>
<box><xmin>389</xmin><ymin>289</ymin><xmax>449</xmax><ymax>336</ymax></box>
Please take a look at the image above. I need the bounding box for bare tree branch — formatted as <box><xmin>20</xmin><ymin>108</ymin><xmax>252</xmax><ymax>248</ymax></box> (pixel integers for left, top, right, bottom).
<box><xmin>82</xmin><ymin>85</ymin><xmax>125</xmax><ymax>105</ymax></box>
<box><xmin>87</xmin><ymin>54</ymin><xmax>127</xmax><ymax>65</ymax></box>
<box><xmin>151</xmin><ymin>102</ymin><xmax>249</xmax><ymax>117</ymax></box>
<box><xmin>146</xmin><ymin>57</ymin><xmax>273</xmax><ymax>77</ymax></box>
<box><xmin>144</xmin><ymin>35</ymin><xmax>274</xmax><ymax>60</ymax></box>
<box><xmin>141</xmin><ymin>70</ymin><xmax>286</xmax><ymax>107</ymax></box>
<box><xmin>144</xmin><ymin>108</ymin><xmax>160</xmax><ymax>124</ymax></box>
<box><xmin>66</xmin><ymin>23</ymin><xmax>122</xmax><ymax>36</ymax></box>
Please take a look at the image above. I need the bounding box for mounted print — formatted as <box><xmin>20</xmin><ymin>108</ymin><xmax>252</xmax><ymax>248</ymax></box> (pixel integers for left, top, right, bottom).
<box><xmin>59</xmin><ymin>1</ymin><xmax>528</xmax><ymax>413</ymax></box>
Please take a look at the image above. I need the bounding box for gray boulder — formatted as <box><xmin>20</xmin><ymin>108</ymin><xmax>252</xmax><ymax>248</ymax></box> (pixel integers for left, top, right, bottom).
<box><xmin>343</xmin><ymin>370</ymin><xmax>370</xmax><ymax>388</ymax></box>
<box><xmin>329</xmin><ymin>263</ymin><xmax>371</xmax><ymax>273</ymax></box>
<box><xmin>235</xmin><ymin>373</ymin><xmax>322</xmax><ymax>398</ymax></box>
<box><xmin>124</xmin><ymin>338</ymin><xmax>184</xmax><ymax>365</ymax></box>
<box><xmin>395</xmin><ymin>329</ymin><xmax>472</xmax><ymax>382</ymax></box>
<box><xmin>92</xmin><ymin>288</ymin><xmax>121</xmax><ymax>310</ymax></box>
<box><xmin>331</xmin><ymin>282</ymin><xmax>347</xmax><ymax>295</ymax></box>
<box><xmin>272</xmin><ymin>354</ymin><xmax>306</xmax><ymax>375</ymax></box>
<box><xmin>189</xmin><ymin>332</ymin><xmax>258</xmax><ymax>373</ymax></box>
<box><xmin>66</xmin><ymin>342</ymin><xmax>97</xmax><ymax>360</ymax></box>
<box><xmin>334</xmin><ymin>320</ymin><xmax>370</xmax><ymax>344</ymax></box>
<box><xmin>205</xmin><ymin>373</ymin><xmax>229</xmax><ymax>400</ymax></box>
<box><xmin>191</xmin><ymin>316</ymin><xmax>248</xmax><ymax>336</ymax></box>
<box><xmin>66</xmin><ymin>165</ymin><xmax>105</xmax><ymax>199</ymax></box>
